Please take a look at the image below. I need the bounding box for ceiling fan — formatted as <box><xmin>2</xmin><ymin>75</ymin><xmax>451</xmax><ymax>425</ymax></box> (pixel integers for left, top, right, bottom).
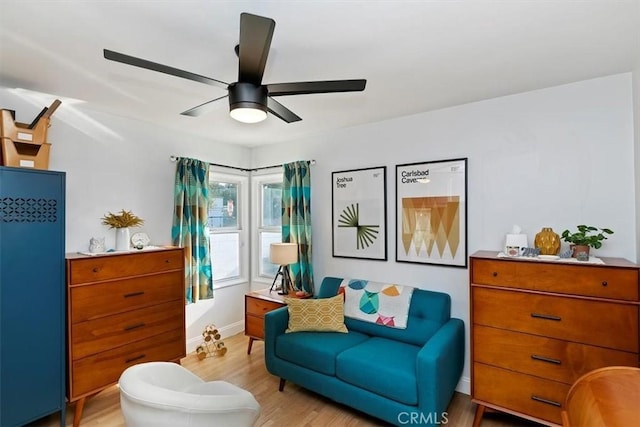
<box><xmin>104</xmin><ymin>12</ymin><xmax>366</xmax><ymax>124</ymax></box>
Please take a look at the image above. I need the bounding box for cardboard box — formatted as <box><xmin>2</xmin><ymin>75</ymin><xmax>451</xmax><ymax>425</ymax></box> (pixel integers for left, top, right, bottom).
<box><xmin>1</xmin><ymin>137</ymin><xmax>51</xmax><ymax>169</ymax></box>
<box><xmin>0</xmin><ymin>99</ymin><xmax>60</xmax><ymax>144</ymax></box>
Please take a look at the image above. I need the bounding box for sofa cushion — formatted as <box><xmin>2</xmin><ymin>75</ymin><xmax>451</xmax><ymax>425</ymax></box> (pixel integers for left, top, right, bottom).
<box><xmin>276</xmin><ymin>331</ymin><xmax>370</xmax><ymax>376</ymax></box>
<box><xmin>284</xmin><ymin>294</ymin><xmax>348</xmax><ymax>333</ymax></box>
<box><xmin>336</xmin><ymin>337</ymin><xmax>420</xmax><ymax>406</ymax></box>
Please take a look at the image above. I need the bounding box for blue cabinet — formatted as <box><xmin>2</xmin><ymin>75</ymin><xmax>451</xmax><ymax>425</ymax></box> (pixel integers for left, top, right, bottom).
<box><xmin>0</xmin><ymin>167</ymin><xmax>66</xmax><ymax>426</ymax></box>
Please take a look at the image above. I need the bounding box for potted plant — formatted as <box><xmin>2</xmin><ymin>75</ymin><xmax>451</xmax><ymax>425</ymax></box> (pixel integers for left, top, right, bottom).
<box><xmin>560</xmin><ymin>225</ymin><xmax>614</xmax><ymax>259</ymax></box>
<box><xmin>101</xmin><ymin>209</ymin><xmax>144</xmax><ymax>251</ymax></box>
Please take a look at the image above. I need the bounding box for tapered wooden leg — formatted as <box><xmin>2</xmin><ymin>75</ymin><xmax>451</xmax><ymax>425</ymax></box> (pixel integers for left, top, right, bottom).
<box><xmin>279</xmin><ymin>378</ymin><xmax>286</xmax><ymax>392</ymax></box>
<box><xmin>473</xmin><ymin>404</ymin><xmax>485</xmax><ymax>427</ymax></box>
<box><xmin>73</xmin><ymin>397</ymin><xmax>86</xmax><ymax>427</ymax></box>
<box><xmin>247</xmin><ymin>337</ymin><xmax>255</xmax><ymax>355</ymax></box>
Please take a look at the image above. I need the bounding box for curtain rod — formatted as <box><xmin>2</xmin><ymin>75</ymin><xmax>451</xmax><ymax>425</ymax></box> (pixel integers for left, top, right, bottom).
<box><xmin>169</xmin><ymin>156</ymin><xmax>315</xmax><ymax>172</ymax></box>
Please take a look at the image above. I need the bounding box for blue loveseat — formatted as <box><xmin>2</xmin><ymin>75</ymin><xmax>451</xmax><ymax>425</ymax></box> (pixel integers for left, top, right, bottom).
<box><xmin>264</xmin><ymin>277</ymin><xmax>465</xmax><ymax>426</ymax></box>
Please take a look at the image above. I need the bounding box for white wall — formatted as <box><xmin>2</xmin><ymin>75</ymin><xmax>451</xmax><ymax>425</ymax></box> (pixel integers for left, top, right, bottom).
<box><xmin>633</xmin><ymin>67</ymin><xmax>640</xmax><ymax>264</ymax></box>
<box><xmin>634</xmin><ymin>0</ymin><xmax>640</xmax><ymax>266</ymax></box>
<box><xmin>252</xmin><ymin>73</ymin><xmax>637</xmax><ymax>394</ymax></box>
<box><xmin>1</xmin><ymin>87</ymin><xmax>250</xmax><ymax>350</ymax></box>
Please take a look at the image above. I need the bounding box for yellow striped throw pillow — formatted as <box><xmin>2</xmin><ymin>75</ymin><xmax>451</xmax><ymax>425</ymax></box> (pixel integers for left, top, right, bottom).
<box><xmin>284</xmin><ymin>294</ymin><xmax>348</xmax><ymax>333</ymax></box>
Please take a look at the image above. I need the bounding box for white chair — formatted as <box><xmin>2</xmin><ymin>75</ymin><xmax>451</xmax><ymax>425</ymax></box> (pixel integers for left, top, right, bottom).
<box><xmin>118</xmin><ymin>362</ymin><xmax>260</xmax><ymax>427</ymax></box>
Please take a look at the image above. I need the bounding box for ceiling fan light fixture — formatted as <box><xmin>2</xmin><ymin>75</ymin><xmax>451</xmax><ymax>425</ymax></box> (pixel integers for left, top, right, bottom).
<box><xmin>103</xmin><ymin>13</ymin><xmax>366</xmax><ymax>123</ymax></box>
<box><xmin>228</xmin><ymin>82</ymin><xmax>268</xmax><ymax>123</ymax></box>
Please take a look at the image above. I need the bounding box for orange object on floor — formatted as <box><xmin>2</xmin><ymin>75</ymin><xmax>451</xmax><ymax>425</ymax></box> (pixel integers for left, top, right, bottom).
<box><xmin>562</xmin><ymin>366</ymin><xmax>640</xmax><ymax>427</ymax></box>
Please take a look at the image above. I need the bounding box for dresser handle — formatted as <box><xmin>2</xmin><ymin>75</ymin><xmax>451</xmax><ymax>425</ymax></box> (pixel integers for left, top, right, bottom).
<box><xmin>92</xmin><ymin>267</ymin><xmax>99</xmax><ymax>273</ymax></box>
<box><xmin>165</xmin><ymin>259</ymin><xmax>170</xmax><ymax>263</ymax></box>
<box><xmin>124</xmin><ymin>322</ymin><xmax>146</xmax><ymax>331</ymax></box>
<box><xmin>531</xmin><ymin>354</ymin><xmax>562</xmax><ymax>365</ymax></box>
<box><xmin>125</xmin><ymin>354</ymin><xmax>146</xmax><ymax>363</ymax></box>
<box><xmin>531</xmin><ymin>395</ymin><xmax>561</xmax><ymax>407</ymax></box>
<box><xmin>124</xmin><ymin>291</ymin><xmax>145</xmax><ymax>298</ymax></box>
<box><xmin>531</xmin><ymin>313</ymin><xmax>561</xmax><ymax>321</ymax></box>
<box><xmin>492</xmin><ymin>272</ymin><xmax>498</xmax><ymax>277</ymax></box>
<box><xmin>602</xmin><ymin>281</ymin><xmax>608</xmax><ymax>287</ymax></box>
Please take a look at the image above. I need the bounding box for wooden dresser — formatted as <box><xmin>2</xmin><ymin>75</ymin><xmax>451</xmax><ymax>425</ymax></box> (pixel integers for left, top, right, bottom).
<box><xmin>66</xmin><ymin>247</ymin><xmax>186</xmax><ymax>427</ymax></box>
<box><xmin>470</xmin><ymin>250</ymin><xmax>640</xmax><ymax>426</ymax></box>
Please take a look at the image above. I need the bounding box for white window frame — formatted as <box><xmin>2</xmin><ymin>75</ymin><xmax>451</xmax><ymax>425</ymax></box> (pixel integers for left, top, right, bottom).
<box><xmin>209</xmin><ymin>168</ymin><xmax>249</xmax><ymax>289</ymax></box>
<box><xmin>250</xmin><ymin>169</ymin><xmax>283</xmax><ymax>287</ymax></box>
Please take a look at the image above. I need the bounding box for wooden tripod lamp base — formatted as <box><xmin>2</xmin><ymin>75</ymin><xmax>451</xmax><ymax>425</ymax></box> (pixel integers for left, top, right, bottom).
<box><xmin>269</xmin><ymin>243</ymin><xmax>298</xmax><ymax>295</ymax></box>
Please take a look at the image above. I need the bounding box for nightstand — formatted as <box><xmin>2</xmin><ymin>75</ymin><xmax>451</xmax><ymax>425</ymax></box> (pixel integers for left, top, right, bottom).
<box><xmin>244</xmin><ymin>289</ymin><xmax>287</xmax><ymax>354</ymax></box>
<box><xmin>244</xmin><ymin>288</ymin><xmax>311</xmax><ymax>354</ymax></box>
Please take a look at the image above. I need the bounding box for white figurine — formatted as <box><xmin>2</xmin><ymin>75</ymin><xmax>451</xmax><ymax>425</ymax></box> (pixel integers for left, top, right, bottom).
<box><xmin>89</xmin><ymin>237</ymin><xmax>105</xmax><ymax>253</ymax></box>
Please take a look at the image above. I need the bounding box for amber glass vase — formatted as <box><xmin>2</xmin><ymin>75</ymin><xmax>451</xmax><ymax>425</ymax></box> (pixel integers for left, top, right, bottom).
<box><xmin>534</xmin><ymin>227</ymin><xmax>561</xmax><ymax>255</ymax></box>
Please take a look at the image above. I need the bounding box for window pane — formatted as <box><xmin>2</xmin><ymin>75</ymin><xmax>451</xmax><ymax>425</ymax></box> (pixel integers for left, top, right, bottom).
<box><xmin>210</xmin><ymin>233</ymin><xmax>239</xmax><ymax>281</ymax></box>
<box><xmin>208</xmin><ymin>181</ymin><xmax>238</xmax><ymax>229</ymax></box>
<box><xmin>262</xmin><ymin>182</ymin><xmax>282</xmax><ymax>227</ymax></box>
<box><xmin>260</xmin><ymin>232</ymin><xmax>282</xmax><ymax>276</ymax></box>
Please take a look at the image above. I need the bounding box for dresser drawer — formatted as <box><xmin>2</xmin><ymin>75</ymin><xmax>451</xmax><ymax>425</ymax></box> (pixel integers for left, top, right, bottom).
<box><xmin>472</xmin><ymin>258</ymin><xmax>639</xmax><ymax>301</ymax></box>
<box><xmin>474</xmin><ymin>325</ymin><xmax>638</xmax><ymax>385</ymax></box>
<box><xmin>473</xmin><ymin>363</ymin><xmax>568</xmax><ymax>425</ymax></box>
<box><xmin>72</xmin><ymin>300</ymin><xmax>184</xmax><ymax>359</ymax></box>
<box><xmin>473</xmin><ymin>287</ymin><xmax>639</xmax><ymax>352</ymax></box>
<box><xmin>68</xmin><ymin>249</ymin><xmax>183</xmax><ymax>284</ymax></box>
<box><xmin>70</xmin><ymin>271</ymin><xmax>184</xmax><ymax>323</ymax></box>
<box><xmin>71</xmin><ymin>328</ymin><xmax>185</xmax><ymax>398</ymax></box>
<box><xmin>245</xmin><ymin>295</ymin><xmax>284</xmax><ymax>317</ymax></box>
<box><xmin>245</xmin><ymin>314</ymin><xmax>265</xmax><ymax>339</ymax></box>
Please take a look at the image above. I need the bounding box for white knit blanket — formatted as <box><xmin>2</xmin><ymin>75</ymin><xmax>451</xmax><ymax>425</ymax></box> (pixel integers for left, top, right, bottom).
<box><xmin>339</xmin><ymin>279</ymin><xmax>414</xmax><ymax>329</ymax></box>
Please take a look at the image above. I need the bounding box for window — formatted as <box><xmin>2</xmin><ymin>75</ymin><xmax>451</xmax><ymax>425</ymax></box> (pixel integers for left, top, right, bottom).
<box><xmin>207</xmin><ymin>167</ymin><xmax>281</xmax><ymax>288</ymax></box>
<box><xmin>251</xmin><ymin>171</ymin><xmax>283</xmax><ymax>283</ymax></box>
<box><xmin>208</xmin><ymin>169</ymin><xmax>249</xmax><ymax>287</ymax></box>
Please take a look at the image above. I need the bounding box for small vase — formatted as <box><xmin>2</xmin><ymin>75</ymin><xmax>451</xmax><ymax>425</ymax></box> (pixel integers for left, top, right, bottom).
<box><xmin>534</xmin><ymin>227</ymin><xmax>561</xmax><ymax>255</ymax></box>
<box><xmin>115</xmin><ymin>227</ymin><xmax>130</xmax><ymax>251</ymax></box>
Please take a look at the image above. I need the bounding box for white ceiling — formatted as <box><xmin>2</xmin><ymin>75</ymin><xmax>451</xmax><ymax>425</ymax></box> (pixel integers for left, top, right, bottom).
<box><xmin>1</xmin><ymin>1</ymin><xmax>639</xmax><ymax>148</ymax></box>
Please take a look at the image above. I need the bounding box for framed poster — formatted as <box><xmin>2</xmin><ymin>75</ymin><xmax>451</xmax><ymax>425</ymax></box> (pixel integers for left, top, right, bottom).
<box><xmin>396</xmin><ymin>158</ymin><xmax>467</xmax><ymax>268</ymax></box>
<box><xmin>332</xmin><ymin>166</ymin><xmax>387</xmax><ymax>260</ymax></box>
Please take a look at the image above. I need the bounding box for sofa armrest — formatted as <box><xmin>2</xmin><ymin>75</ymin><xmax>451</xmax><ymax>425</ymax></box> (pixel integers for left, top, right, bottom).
<box><xmin>264</xmin><ymin>306</ymin><xmax>289</xmax><ymax>370</ymax></box>
<box><xmin>416</xmin><ymin>318</ymin><xmax>465</xmax><ymax>416</ymax></box>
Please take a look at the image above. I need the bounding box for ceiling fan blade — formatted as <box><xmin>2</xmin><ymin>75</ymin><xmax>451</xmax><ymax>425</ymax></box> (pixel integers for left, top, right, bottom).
<box><xmin>267</xmin><ymin>97</ymin><xmax>302</xmax><ymax>123</ymax></box>
<box><xmin>267</xmin><ymin>79</ymin><xmax>366</xmax><ymax>97</ymax></box>
<box><xmin>180</xmin><ymin>95</ymin><xmax>229</xmax><ymax>117</ymax></box>
<box><xmin>238</xmin><ymin>13</ymin><xmax>275</xmax><ymax>85</ymax></box>
<box><xmin>104</xmin><ymin>49</ymin><xmax>229</xmax><ymax>89</ymax></box>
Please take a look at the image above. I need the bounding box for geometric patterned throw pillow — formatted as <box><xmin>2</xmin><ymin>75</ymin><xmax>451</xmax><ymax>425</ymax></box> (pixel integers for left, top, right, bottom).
<box><xmin>284</xmin><ymin>294</ymin><xmax>348</xmax><ymax>333</ymax></box>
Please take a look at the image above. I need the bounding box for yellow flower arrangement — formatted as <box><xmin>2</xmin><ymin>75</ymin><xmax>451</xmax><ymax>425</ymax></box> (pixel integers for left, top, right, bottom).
<box><xmin>101</xmin><ymin>209</ymin><xmax>144</xmax><ymax>229</ymax></box>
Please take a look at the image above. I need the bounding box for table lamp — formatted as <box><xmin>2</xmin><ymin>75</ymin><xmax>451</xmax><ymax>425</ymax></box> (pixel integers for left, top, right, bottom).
<box><xmin>269</xmin><ymin>243</ymin><xmax>298</xmax><ymax>295</ymax></box>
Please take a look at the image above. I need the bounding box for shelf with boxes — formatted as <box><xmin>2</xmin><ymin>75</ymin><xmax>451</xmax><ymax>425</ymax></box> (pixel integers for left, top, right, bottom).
<box><xmin>0</xmin><ymin>99</ymin><xmax>61</xmax><ymax>169</ymax></box>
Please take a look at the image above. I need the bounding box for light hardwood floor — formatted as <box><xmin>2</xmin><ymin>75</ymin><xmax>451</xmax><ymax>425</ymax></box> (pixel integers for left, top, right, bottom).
<box><xmin>30</xmin><ymin>333</ymin><xmax>543</xmax><ymax>427</ymax></box>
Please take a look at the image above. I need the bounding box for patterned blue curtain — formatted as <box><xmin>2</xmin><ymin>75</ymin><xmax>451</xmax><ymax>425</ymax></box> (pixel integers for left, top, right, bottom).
<box><xmin>282</xmin><ymin>161</ymin><xmax>314</xmax><ymax>294</ymax></box>
<box><xmin>172</xmin><ymin>157</ymin><xmax>213</xmax><ymax>304</ymax></box>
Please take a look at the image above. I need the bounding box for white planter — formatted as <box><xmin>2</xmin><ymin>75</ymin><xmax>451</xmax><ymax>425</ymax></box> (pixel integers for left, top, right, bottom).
<box><xmin>115</xmin><ymin>227</ymin><xmax>130</xmax><ymax>251</ymax></box>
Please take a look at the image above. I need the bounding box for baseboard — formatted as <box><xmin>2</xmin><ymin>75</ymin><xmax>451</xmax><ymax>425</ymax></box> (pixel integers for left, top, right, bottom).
<box><xmin>186</xmin><ymin>320</ymin><xmax>245</xmax><ymax>354</ymax></box>
<box><xmin>456</xmin><ymin>375</ymin><xmax>470</xmax><ymax>395</ymax></box>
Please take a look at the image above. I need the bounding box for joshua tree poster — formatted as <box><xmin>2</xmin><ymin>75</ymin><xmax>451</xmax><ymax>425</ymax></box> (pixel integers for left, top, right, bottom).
<box><xmin>332</xmin><ymin>166</ymin><xmax>387</xmax><ymax>260</ymax></box>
